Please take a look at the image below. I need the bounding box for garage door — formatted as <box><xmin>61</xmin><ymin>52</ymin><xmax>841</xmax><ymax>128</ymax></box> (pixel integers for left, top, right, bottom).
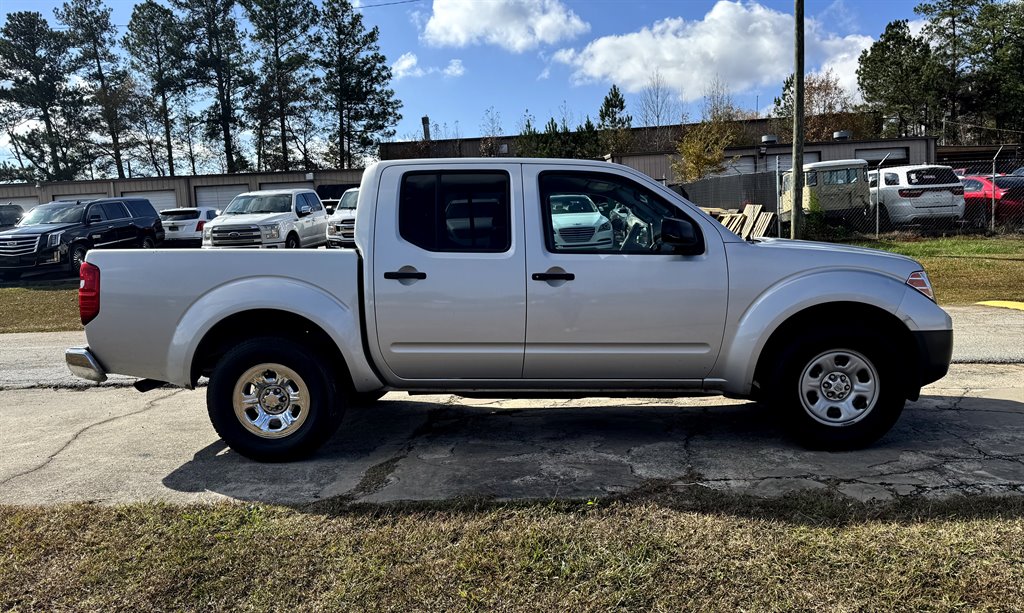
<box><xmin>54</xmin><ymin>193</ymin><xmax>107</xmax><ymax>203</ymax></box>
<box><xmin>195</xmin><ymin>184</ymin><xmax>248</xmax><ymax>209</ymax></box>
<box><xmin>122</xmin><ymin>190</ymin><xmax>178</xmax><ymax>211</ymax></box>
<box><xmin>0</xmin><ymin>196</ymin><xmax>40</xmax><ymax>212</ymax></box>
<box><xmin>259</xmin><ymin>181</ymin><xmax>314</xmax><ymax>190</ymax></box>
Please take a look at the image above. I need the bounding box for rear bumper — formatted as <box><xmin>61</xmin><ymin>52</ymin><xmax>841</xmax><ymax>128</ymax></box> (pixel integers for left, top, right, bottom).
<box><xmin>913</xmin><ymin>329</ymin><xmax>953</xmax><ymax>387</ymax></box>
<box><xmin>66</xmin><ymin>346</ymin><xmax>108</xmax><ymax>383</ymax></box>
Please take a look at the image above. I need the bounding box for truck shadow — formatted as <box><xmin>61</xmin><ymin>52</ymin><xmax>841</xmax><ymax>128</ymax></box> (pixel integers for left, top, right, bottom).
<box><xmin>162</xmin><ymin>393</ymin><xmax>1024</xmax><ymax>507</ymax></box>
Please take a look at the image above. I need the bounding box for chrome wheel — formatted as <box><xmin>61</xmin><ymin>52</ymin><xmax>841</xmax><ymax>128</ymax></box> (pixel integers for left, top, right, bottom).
<box><xmin>142</xmin><ymin>236</ymin><xmax>155</xmax><ymax>248</ymax></box>
<box><xmin>232</xmin><ymin>363</ymin><xmax>309</xmax><ymax>439</ymax></box>
<box><xmin>798</xmin><ymin>349</ymin><xmax>879</xmax><ymax>427</ymax></box>
<box><xmin>71</xmin><ymin>246</ymin><xmax>87</xmax><ymax>273</ymax></box>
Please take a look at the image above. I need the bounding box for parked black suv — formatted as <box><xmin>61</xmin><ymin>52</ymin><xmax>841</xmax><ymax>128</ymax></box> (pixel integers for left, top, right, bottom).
<box><xmin>0</xmin><ymin>198</ymin><xmax>164</xmax><ymax>281</ymax></box>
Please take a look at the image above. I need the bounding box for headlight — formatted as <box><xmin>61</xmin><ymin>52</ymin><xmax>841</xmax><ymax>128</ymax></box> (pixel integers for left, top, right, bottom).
<box><xmin>203</xmin><ymin>227</ymin><xmax>213</xmax><ymax>240</ymax></box>
<box><xmin>47</xmin><ymin>231</ymin><xmax>64</xmax><ymax>248</ymax></box>
<box><xmin>260</xmin><ymin>224</ymin><xmax>281</xmax><ymax>240</ymax></box>
<box><xmin>598</xmin><ymin>221</ymin><xmax>611</xmax><ymax>231</ymax></box>
<box><xmin>327</xmin><ymin>225</ymin><xmax>338</xmax><ymax>235</ymax></box>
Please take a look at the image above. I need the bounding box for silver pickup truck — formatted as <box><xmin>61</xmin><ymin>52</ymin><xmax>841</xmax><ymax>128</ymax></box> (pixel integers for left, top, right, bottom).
<box><xmin>66</xmin><ymin>159</ymin><xmax>953</xmax><ymax>461</ymax></box>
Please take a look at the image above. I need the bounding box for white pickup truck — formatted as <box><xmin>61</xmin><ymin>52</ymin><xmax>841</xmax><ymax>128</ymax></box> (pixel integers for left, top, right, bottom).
<box><xmin>66</xmin><ymin>159</ymin><xmax>953</xmax><ymax>462</ymax></box>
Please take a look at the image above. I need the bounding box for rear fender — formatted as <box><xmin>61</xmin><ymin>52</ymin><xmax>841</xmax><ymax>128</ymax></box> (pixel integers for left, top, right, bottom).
<box><xmin>165</xmin><ymin>277</ymin><xmax>382</xmax><ymax>391</ymax></box>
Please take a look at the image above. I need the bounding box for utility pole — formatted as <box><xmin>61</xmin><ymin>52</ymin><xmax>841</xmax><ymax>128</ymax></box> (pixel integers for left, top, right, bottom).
<box><xmin>791</xmin><ymin>0</ymin><xmax>805</xmax><ymax>239</ymax></box>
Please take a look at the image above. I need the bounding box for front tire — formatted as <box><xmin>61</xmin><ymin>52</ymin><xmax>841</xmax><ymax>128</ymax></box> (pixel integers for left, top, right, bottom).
<box><xmin>285</xmin><ymin>233</ymin><xmax>300</xmax><ymax>249</ymax></box>
<box><xmin>70</xmin><ymin>244</ymin><xmax>88</xmax><ymax>276</ymax></box>
<box><xmin>207</xmin><ymin>336</ymin><xmax>343</xmax><ymax>461</ymax></box>
<box><xmin>766</xmin><ymin>328</ymin><xmax>905</xmax><ymax>450</ymax></box>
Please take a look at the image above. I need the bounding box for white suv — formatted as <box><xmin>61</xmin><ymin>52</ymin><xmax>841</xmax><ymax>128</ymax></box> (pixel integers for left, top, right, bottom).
<box><xmin>868</xmin><ymin>165</ymin><xmax>965</xmax><ymax>227</ymax></box>
<box><xmin>202</xmin><ymin>189</ymin><xmax>329</xmax><ymax>249</ymax></box>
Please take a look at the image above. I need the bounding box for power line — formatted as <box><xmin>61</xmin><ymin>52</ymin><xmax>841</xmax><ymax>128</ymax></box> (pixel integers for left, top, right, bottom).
<box><xmin>357</xmin><ymin>0</ymin><xmax>422</xmax><ymax>8</ymax></box>
<box><xmin>945</xmin><ymin>119</ymin><xmax>1024</xmax><ymax>136</ymax></box>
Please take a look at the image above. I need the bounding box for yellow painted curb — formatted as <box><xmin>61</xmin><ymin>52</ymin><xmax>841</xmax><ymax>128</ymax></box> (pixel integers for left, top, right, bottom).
<box><xmin>976</xmin><ymin>301</ymin><xmax>1024</xmax><ymax>311</ymax></box>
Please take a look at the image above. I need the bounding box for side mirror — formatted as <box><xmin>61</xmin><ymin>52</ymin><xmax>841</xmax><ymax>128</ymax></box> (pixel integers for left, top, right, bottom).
<box><xmin>298</xmin><ymin>205</ymin><xmax>311</xmax><ymax>216</ymax></box>
<box><xmin>88</xmin><ymin>214</ymin><xmax>102</xmax><ymax>224</ymax></box>
<box><xmin>662</xmin><ymin>217</ymin><xmax>704</xmax><ymax>256</ymax></box>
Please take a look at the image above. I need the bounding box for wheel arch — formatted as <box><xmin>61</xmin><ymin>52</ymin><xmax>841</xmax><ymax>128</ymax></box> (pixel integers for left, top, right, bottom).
<box><xmin>190</xmin><ymin>308</ymin><xmax>353</xmax><ymax>394</ymax></box>
<box><xmin>751</xmin><ymin>301</ymin><xmax>916</xmax><ymax>400</ymax></box>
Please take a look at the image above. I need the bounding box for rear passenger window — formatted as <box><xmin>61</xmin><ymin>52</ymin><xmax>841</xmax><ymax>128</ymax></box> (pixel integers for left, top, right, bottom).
<box><xmin>399</xmin><ymin>171</ymin><xmax>511</xmax><ymax>252</ymax></box>
<box><xmin>884</xmin><ymin>173</ymin><xmax>899</xmax><ymax>186</ymax></box>
<box><xmin>103</xmin><ymin>202</ymin><xmax>130</xmax><ymax>220</ymax></box>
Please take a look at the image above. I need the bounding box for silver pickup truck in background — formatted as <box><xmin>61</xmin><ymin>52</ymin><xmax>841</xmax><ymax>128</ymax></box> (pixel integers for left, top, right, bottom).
<box><xmin>66</xmin><ymin>158</ymin><xmax>953</xmax><ymax>462</ymax></box>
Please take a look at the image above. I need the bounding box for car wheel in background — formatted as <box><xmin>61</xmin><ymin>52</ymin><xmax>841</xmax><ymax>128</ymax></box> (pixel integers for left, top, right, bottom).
<box><xmin>70</xmin><ymin>244</ymin><xmax>88</xmax><ymax>276</ymax></box>
<box><xmin>766</xmin><ymin>327</ymin><xmax>905</xmax><ymax>450</ymax></box>
<box><xmin>142</xmin><ymin>236</ymin><xmax>156</xmax><ymax>248</ymax></box>
<box><xmin>206</xmin><ymin>336</ymin><xmax>343</xmax><ymax>462</ymax></box>
<box><xmin>286</xmin><ymin>234</ymin><xmax>300</xmax><ymax>249</ymax></box>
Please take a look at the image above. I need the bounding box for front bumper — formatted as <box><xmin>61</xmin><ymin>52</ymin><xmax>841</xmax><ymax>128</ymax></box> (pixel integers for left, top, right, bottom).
<box><xmin>0</xmin><ymin>248</ymin><xmax>68</xmax><ymax>272</ymax></box>
<box><xmin>66</xmin><ymin>346</ymin><xmax>108</xmax><ymax>383</ymax></box>
<box><xmin>913</xmin><ymin>329</ymin><xmax>953</xmax><ymax>387</ymax></box>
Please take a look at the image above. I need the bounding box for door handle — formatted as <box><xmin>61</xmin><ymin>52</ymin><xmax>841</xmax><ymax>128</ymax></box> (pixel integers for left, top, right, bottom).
<box><xmin>532</xmin><ymin>272</ymin><xmax>575</xmax><ymax>281</ymax></box>
<box><xmin>384</xmin><ymin>271</ymin><xmax>427</xmax><ymax>280</ymax></box>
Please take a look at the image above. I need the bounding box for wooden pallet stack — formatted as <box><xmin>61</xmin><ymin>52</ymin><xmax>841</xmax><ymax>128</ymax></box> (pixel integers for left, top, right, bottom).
<box><xmin>700</xmin><ymin>204</ymin><xmax>777</xmax><ymax>239</ymax></box>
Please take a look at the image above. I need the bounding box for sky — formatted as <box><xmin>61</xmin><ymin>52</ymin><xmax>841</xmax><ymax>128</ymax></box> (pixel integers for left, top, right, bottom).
<box><xmin>0</xmin><ymin>0</ymin><xmax>929</xmax><ymax>155</ymax></box>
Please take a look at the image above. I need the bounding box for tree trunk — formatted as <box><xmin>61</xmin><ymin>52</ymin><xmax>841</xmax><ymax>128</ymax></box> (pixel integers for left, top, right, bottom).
<box><xmin>159</xmin><ymin>83</ymin><xmax>175</xmax><ymax>176</ymax></box>
<box><xmin>91</xmin><ymin>41</ymin><xmax>125</xmax><ymax>179</ymax></box>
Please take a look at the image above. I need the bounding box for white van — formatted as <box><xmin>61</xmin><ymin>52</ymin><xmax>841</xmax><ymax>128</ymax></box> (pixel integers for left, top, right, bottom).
<box><xmin>868</xmin><ymin>165</ymin><xmax>965</xmax><ymax>227</ymax></box>
<box><xmin>202</xmin><ymin>189</ymin><xmax>329</xmax><ymax>249</ymax></box>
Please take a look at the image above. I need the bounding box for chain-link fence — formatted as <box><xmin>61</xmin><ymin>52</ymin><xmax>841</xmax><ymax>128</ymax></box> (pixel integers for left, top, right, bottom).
<box><xmin>678</xmin><ymin>157</ymin><xmax>1024</xmax><ymax>240</ymax></box>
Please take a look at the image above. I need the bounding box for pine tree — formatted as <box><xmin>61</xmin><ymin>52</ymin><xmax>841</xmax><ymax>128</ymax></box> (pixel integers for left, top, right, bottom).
<box><xmin>123</xmin><ymin>0</ymin><xmax>186</xmax><ymax>176</ymax></box>
<box><xmin>0</xmin><ymin>11</ymin><xmax>96</xmax><ymax>181</ymax></box>
<box><xmin>173</xmin><ymin>0</ymin><xmax>251</xmax><ymax>173</ymax></box>
<box><xmin>317</xmin><ymin>0</ymin><xmax>402</xmax><ymax>169</ymax></box>
<box><xmin>242</xmin><ymin>0</ymin><xmax>318</xmax><ymax>170</ymax></box>
<box><xmin>55</xmin><ymin>0</ymin><xmax>131</xmax><ymax>178</ymax></box>
<box><xmin>598</xmin><ymin>84</ymin><xmax>632</xmax><ymax>154</ymax></box>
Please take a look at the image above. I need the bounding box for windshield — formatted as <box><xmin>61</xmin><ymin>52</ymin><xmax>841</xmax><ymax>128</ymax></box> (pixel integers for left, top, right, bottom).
<box><xmin>223</xmin><ymin>194</ymin><xmax>292</xmax><ymax>215</ymax></box>
<box><xmin>550</xmin><ymin>195</ymin><xmax>598</xmax><ymax>214</ymax></box>
<box><xmin>17</xmin><ymin>203</ymin><xmax>84</xmax><ymax>226</ymax></box>
<box><xmin>338</xmin><ymin>190</ymin><xmax>358</xmax><ymax>210</ymax></box>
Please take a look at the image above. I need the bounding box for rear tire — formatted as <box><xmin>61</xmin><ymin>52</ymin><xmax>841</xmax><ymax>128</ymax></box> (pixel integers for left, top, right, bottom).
<box><xmin>206</xmin><ymin>336</ymin><xmax>343</xmax><ymax>462</ymax></box>
<box><xmin>765</xmin><ymin>327</ymin><xmax>905</xmax><ymax>450</ymax></box>
<box><xmin>141</xmin><ymin>235</ymin><xmax>155</xmax><ymax>248</ymax></box>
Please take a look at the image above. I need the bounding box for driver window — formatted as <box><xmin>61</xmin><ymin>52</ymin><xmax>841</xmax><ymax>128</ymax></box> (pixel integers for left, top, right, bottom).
<box><xmin>539</xmin><ymin>171</ymin><xmax>684</xmax><ymax>254</ymax></box>
<box><xmin>87</xmin><ymin>205</ymin><xmax>108</xmax><ymax>222</ymax></box>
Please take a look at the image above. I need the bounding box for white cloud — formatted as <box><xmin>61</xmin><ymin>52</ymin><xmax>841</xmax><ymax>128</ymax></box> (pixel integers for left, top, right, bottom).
<box><xmin>907</xmin><ymin>18</ymin><xmax>928</xmax><ymax>38</ymax></box>
<box><xmin>443</xmin><ymin>59</ymin><xmax>465</xmax><ymax>77</ymax></box>
<box><xmin>553</xmin><ymin>0</ymin><xmax>871</xmax><ymax>102</ymax></box>
<box><xmin>393</xmin><ymin>52</ymin><xmax>466</xmax><ymax>80</ymax></box>
<box><xmin>422</xmin><ymin>0</ymin><xmax>589</xmax><ymax>53</ymax></box>
<box><xmin>393</xmin><ymin>52</ymin><xmax>424</xmax><ymax>79</ymax></box>
<box><xmin>537</xmin><ymin>67</ymin><xmax>551</xmax><ymax>80</ymax></box>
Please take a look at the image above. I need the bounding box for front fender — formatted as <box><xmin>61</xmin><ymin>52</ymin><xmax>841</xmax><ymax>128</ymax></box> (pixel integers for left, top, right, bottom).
<box><xmin>714</xmin><ymin>269</ymin><xmax>910</xmax><ymax>396</ymax></box>
<box><xmin>165</xmin><ymin>276</ymin><xmax>381</xmax><ymax>391</ymax></box>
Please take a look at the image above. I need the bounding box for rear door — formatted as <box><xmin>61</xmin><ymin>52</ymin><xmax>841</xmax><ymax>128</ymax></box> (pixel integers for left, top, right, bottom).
<box><xmin>522</xmin><ymin>164</ymin><xmax>729</xmax><ymax>381</ymax></box>
<box><xmin>84</xmin><ymin>204</ymin><xmax>117</xmax><ymax>247</ymax></box>
<box><xmin>102</xmin><ymin>201</ymin><xmax>135</xmax><ymax>245</ymax></box>
<box><xmin>372</xmin><ymin>163</ymin><xmax>526</xmax><ymax>381</ymax></box>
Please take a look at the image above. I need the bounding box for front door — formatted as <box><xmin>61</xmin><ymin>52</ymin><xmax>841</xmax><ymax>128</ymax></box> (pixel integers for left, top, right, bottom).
<box><xmin>84</xmin><ymin>204</ymin><xmax>117</xmax><ymax>247</ymax></box>
<box><xmin>522</xmin><ymin>165</ymin><xmax>729</xmax><ymax>381</ymax></box>
<box><xmin>372</xmin><ymin>163</ymin><xmax>527</xmax><ymax>382</ymax></box>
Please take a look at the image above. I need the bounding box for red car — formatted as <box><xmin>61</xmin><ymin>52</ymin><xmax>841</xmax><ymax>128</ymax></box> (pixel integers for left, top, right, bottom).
<box><xmin>961</xmin><ymin>175</ymin><xmax>1024</xmax><ymax>226</ymax></box>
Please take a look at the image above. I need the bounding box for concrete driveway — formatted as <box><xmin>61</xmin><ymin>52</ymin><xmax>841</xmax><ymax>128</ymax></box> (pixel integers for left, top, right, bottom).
<box><xmin>0</xmin><ymin>304</ymin><xmax>1022</xmax><ymax>506</ymax></box>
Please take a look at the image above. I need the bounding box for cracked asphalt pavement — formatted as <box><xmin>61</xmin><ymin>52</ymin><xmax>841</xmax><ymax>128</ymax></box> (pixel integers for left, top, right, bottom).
<box><xmin>0</xmin><ymin>304</ymin><xmax>1022</xmax><ymax>505</ymax></box>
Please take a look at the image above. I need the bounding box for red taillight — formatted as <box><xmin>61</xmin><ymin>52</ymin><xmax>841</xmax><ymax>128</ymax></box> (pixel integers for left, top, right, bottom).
<box><xmin>79</xmin><ymin>262</ymin><xmax>100</xmax><ymax>325</ymax></box>
<box><xmin>906</xmin><ymin>270</ymin><xmax>934</xmax><ymax>302</ymax></box>
<box><xmin>899</xmin><ymin>189</ymin><xmax>924</xmax><ymax>198</ymax></box>
<box><xmin>196</xmin><ymin>220</ymin><xmax>205</xmax><ymax>232</ymax></box>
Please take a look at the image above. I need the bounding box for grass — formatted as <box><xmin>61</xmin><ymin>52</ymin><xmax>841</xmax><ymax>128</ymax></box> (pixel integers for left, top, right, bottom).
<box><xmin>2</xmin><ymin>491</ymin><xmax>1024</xmax><ymax>610</ymax></box>
<box><xmin>852</xmin><ymin>235</ymin><xmax>1024</xmax><ymax>304</ymax></box>
<box><xmin>0</xmin><ymin>281</ymin><xmax>79</xmax><ymax>333</ymax></box>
